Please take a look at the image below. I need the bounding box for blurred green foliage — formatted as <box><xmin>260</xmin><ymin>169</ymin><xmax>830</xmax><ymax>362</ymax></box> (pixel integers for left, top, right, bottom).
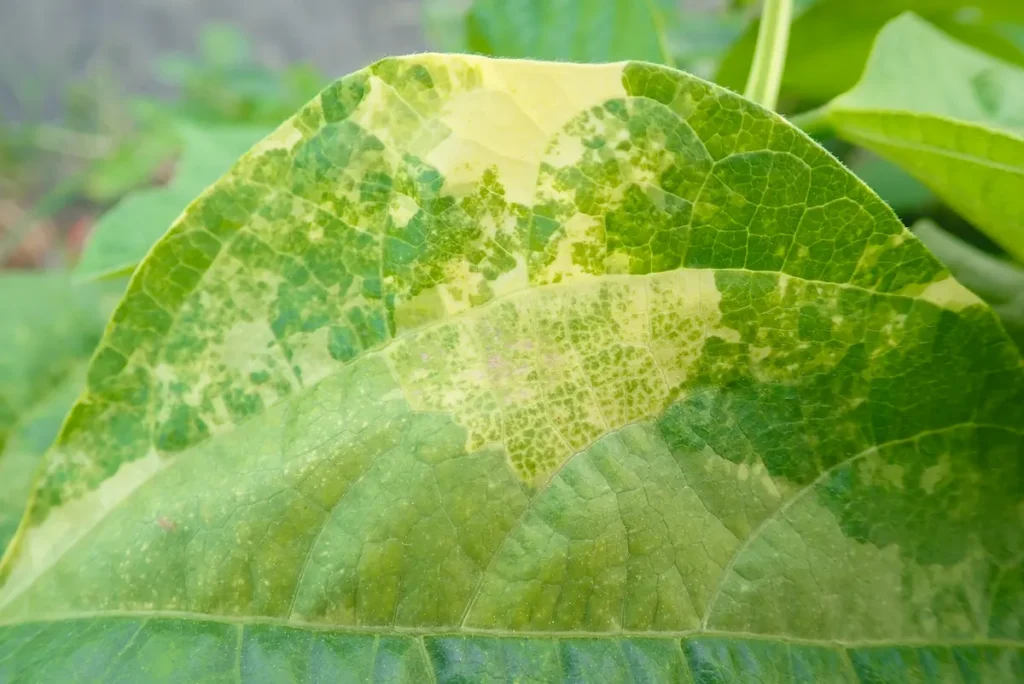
<box><xmin>77</xmin><ymin>122</ymin><xmax>270</xmax><ymax>280</ymax></box>
<box><xmin>716</xmin><ymin>0</ymin><xmax>1024</xmax><ymax>109</ymax></box>
<box><xmin>423</xmin><ymin>0</ymin><xmax>749</xmax><ymax>76</ymax></box>
<box><xmin>86</xmin><ymin>23</ymin><xmax>325</xmax><ymax>205</ymax></box>
<box><xmin>152</xmin><ymin>24</ymin><xmax>325</xmax><ymax>126</ymax></box>
<box><xmin>0</xmin><ymin>24</ymin><xmax>325</xmax><ymax>268</ymax></box>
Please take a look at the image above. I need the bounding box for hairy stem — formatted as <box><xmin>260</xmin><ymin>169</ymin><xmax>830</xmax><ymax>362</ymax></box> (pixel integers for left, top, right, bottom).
<box><xmin>744</xmin><ymin>0</ymin><xmax>793</xmax><ymax>110</ymax></box>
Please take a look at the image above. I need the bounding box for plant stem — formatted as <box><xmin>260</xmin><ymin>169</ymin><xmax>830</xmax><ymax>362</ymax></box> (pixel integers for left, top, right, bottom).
<box><xmin>743</xmin><ymin>0</ymin><xmax>793</xmax><ymax>110</ymax></box>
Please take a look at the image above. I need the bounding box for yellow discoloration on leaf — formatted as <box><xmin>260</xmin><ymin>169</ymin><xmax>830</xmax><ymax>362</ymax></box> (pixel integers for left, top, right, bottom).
<box><xmin>386</xmin><ymin>271</ymin><xmax>734</xmax><ymax>484</ymax></box>
<box><xmin>424</xmin><ymin>57</ymin><xmax>626</xmax><ymax>206</ymax></box>
<box><xmin>0</xmin><ymin>450</ymin><xmax>168</xmax><ymax>612</ymax></box>
<box><xmin>916</xmin><ymin>276</ymin><xmax>984</xmax><ymax>311</ymax></box>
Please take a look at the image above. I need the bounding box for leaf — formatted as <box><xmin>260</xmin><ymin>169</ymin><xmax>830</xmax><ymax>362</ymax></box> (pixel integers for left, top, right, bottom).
<box><xmin>846</xmin><ymin>151</ymin><xmax>935</xmax><ymax>217</ymax></box>
<box><xmin>423</xmin><ymin>0</ymin><xmax>681</xmax><ymax>66</ymax></box>
<box><xmin>913</xmin><ymin>220</ymin><xmax>1024</xmax><ymax>349</ymax></box>
<box><xmin>76</xmin><ymin>123</ymin><xmax>271</xmax><ymax>279</ymax></box>
<box><xmin>815</xmin><ymin>13</ymin><xmax>1024</xmax><ymax>262</ymax></box>
<box><xmin>423</xmin><ymin>1</ymin><xmax>747</xmax><ymax>83</ymax></box>
<box><xmin>667</xmin><ymin>11</ymin><xmax>748</xmax><ymax>78</ymax></box>
<box><xmin>0</xmin><ymin>273</ymin><xmax>117</xmax><ymax>552</ymax></box>
<box><xmin>1</xmin><ymin>56</ymin><xmax>1021</xmax><ymax>680</ymax></box>
<box><xmin>717</xmin><ymin>0</ymin><xmax>1024</xmax><ymax>106</ymax></box>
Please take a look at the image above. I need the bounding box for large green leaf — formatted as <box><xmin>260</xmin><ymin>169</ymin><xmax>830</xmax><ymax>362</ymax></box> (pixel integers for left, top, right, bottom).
<box><xmin>76</xmin><ymin>123</ymin><xmax>271</xmax><ymax>280</ymax></box>
<box><xmin>810</xmin><ymin>13</ymin><xmax>1024</xmax><ymax>262</ymax></box>
<box><xmin>423</xmin><ymin>0</ymin><xmax>680</xmax><ymax>65</ymax></box>
<box><xmin>717</xmin><ymin>0</ymin><xmax>1024</xmax><ymax>106</ymax></box>
<box><xmin>0</xmin><ymin>56</ymin><xmax>1022</xmax><ymax>681</ymax></box>
<box><xmin>0</xmin><ymin>274</ymin><xmax>116</xmax><ymax>553</ymax></box>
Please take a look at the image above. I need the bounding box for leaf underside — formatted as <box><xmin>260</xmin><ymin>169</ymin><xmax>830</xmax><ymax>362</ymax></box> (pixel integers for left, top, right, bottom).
<box><xmin>716</xmin><ymin>0</ymin><xmax>1024</xmax><ymax>105</ymax></box>
<box><xmin>827</xmin><ymin>13</ymin><xmax>1024</xmax><ymax>261</ymax></box>
<box><xmin>0</xmin><ymin>55</ymin><xmax>1021</xmax><ymax>682</ymax></box>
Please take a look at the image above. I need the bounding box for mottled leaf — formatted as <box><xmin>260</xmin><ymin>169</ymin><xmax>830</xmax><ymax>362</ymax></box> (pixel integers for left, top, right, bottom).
<box><xmin>1</xmin><ymin>55</ymin><xmax>1021</xmax><ymax>681</ymax></box>
<box><xmin>77</xmin><ymin>124</ymin><xmax>271</xmax><ymax>279</ymax></box>
<box><xmin>816</xmin><ymin>13</ymin><xmax>1024</xmax><ymax>262</ymax></box>
<box><xmin>0</xmin><ymin>273</ymin><xmax>117</xmax><ymax>552</ymax></box>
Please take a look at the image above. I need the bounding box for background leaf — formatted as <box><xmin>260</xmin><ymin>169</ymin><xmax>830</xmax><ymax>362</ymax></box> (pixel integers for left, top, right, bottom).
<box><xmin>81</xmin><ymin>120</ymin><xmax>180</xmax><ymax>204</ymax></box>
<box><xmin>152</xmin><ymin>24</ymin><xmax>326</xmax><ymax>126</ymax></box>
<box><xmin>667</xmin><ymin>10</ymin><xmax>748</xmax><ymax>78</ymax></box>
<box><xmin>1</xmin><ymin>618</ymin><xmax>1022</xmax><ymax>682</ymax></box>
<box><xmin>423</xmin><ymin>0</ymin><xmax>681</xmax><ymax>65</ymax></box>
<box><xmin>0</xmin><ymin>273</ymin><xmax>118</xmax><ymax>552</ymax></box>
<box><xmin>1</xmin><ymin>55</ymin><xmax>1021</xmax><ymax>681</ymax></box>
<box><xmin>75</xmin><ymin>123</ymin><xmax>271</xmax><ymax>279</ymax></box>
<box><xmin>819</xmin><ymin>13</ymin><xmax>1024</xmax><ymax>261</ymax></box>
<box><xmin>717</xmin><ymin>0</ymin><xmax>1024</xmax><ymax>108</ymax></box>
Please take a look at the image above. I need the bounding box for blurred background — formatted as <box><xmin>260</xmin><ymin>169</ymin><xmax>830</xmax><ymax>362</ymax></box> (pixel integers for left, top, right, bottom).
<box><xmin>1</xmin><ymin>0</ymin><xmax>1021</xmax><ymax>283</ymax></box>
<box><xmin>0</xmin><ymin>0</ymin><xmax>427</xmax><ymax>268</ymax></box>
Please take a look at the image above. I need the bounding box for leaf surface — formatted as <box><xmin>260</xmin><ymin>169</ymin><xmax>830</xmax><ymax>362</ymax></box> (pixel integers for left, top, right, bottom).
<box><xmin>1</xmin><ymin>55</ymin><xmax>1022</xmax><ymax>681</ymax></box>
<box><xmin>76</xmin><ymin>124</ymin><xmax>271</xmax><ymax>280</ymax></box>
<box><xmin>819</xmin><ymin>13</ymin><xmax>1024</xmax><ymax>262</ymax></box>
